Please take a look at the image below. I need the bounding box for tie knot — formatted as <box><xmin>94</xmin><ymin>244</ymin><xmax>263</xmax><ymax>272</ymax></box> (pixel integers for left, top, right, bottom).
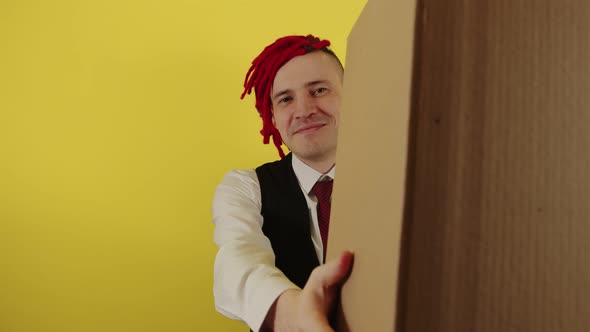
<box><xmin>312</xmin><ymin>179</ymin><xmax>333</xmax><ymax>204</ymax></box>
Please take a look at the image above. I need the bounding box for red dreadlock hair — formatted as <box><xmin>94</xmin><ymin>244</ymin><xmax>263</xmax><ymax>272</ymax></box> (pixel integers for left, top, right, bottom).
<box><xmin>240</xmin><ymin>34</ymin><xmax>335</xmax><ymax>158</ymax></box>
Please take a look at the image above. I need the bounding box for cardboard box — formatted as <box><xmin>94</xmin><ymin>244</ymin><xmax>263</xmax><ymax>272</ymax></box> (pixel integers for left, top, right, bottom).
<box><xmin>328</xmin><ymin>1</ymin><xmax>590</xmax><ymax>331</ymax></box>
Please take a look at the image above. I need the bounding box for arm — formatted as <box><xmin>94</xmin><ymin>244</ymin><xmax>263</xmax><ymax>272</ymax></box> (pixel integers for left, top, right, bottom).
<box><xmin>213</xmin><ymin>170</ymin><xmax>354</xmax><ymax>332</ymax></box>
<box><xmin>212</xmin><ymin>170</ymin><xmax>299</xmax><ymax>331</ymax></box>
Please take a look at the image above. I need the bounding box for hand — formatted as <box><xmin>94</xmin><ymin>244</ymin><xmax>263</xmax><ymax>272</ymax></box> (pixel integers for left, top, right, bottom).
<box><xmin>262</xmin><ymin>251</ymin><xmax>354</xmax><ymax>331</ymax></box>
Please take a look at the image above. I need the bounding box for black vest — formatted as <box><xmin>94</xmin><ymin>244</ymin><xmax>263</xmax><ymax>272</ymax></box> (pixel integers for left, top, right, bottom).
<box><xmin>256</xmin><ymin>153</ymin><xmax>320</xmax><ymax>289</ymax></box>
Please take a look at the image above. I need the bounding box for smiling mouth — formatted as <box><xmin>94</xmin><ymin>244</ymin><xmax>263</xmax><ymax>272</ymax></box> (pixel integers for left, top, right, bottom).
<box><xmin>294</xmin><ymin>124</ymin><xmax>325</xmax><ymax>134</ymax></box>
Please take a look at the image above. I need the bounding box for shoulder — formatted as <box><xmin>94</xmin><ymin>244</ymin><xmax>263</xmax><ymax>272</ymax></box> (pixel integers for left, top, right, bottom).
<box><xmin>214</xmin><ymin>169</ymin><xmax>259</xmax><ymax>201</ymax></box>
<box><xmin>255</xmin><ymin>154</ymin><xmax>293</xmax><ymax>179</ymax></box>
<box><xmin>212</xmin><ymin>169</ymin><xmax>263</xmax><ymax>225</ymax></box>
<box><xmin>219</xmin><ymin>169</ymin><xmax>258</xmax><ymax>185</ymax></box>
<box><xmin>213</xmin><ymin>155</ymin><xmax>293</xmax><ymax>209</ymax></box>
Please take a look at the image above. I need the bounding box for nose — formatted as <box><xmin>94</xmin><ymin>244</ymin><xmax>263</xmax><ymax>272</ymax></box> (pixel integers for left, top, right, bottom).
<box><xmin>294</xmin><ymin>94</ymin><xmax>316</xmax><ymax>119</ymax></box>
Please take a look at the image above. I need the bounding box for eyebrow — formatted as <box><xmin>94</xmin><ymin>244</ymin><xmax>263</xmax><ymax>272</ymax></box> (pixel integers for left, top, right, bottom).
<box><xmin>272</xmin><ymin>80</ymin><xmax>330</xmax><ymax>101</ymax></box>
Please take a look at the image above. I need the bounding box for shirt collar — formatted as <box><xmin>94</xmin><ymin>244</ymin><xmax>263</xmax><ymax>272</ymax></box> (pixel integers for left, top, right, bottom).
<box><xmin>291</xmin><ymin>153</ymin><xmax>336</xmax><ymax>195</ymax></box>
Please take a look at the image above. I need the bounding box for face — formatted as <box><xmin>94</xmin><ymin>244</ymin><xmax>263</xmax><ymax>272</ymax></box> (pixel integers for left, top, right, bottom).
<box><xmin>271</xmin><ymin>51</ymin><xmax>343</xmax><ymax>165</ymax></box>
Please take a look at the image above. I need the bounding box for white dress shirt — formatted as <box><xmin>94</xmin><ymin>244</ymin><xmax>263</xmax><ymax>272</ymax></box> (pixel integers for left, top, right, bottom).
<box><xmin>212</xmin><ymin>154</ymin><xmax>335</xmax><ymax>331</ymax></box>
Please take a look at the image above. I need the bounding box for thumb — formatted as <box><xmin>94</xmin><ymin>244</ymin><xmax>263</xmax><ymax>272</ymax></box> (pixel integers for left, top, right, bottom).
<box><xmin>309</xmin><ymin>251</ymin><xmax>354</xmax><ymax>289</ymax></box>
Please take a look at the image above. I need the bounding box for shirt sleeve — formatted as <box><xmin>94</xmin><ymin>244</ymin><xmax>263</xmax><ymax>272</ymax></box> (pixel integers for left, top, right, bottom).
<box><xmin>212</xmin><ymin>169</ymin><xmax>300</xmax><ymax>331</ymax></box>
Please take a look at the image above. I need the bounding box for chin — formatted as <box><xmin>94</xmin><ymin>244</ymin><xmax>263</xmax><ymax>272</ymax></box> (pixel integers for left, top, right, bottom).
<box><xmin>293</xmin><ymin>145</ymin><xmax>333</xmax><ymax>161</ymax></box>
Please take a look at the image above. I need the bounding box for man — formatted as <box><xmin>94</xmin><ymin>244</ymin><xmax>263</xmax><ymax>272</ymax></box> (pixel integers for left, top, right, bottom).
<box><xmin>213</xmin><ymin>35</ymin><xmax>353</xmax><ymax>332</ymax></box>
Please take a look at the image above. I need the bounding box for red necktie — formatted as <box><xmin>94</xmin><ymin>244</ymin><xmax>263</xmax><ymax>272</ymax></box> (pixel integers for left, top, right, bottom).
<box><xmin>312</xmin><ymin>179</ymin><xmax>333</xmax><ymax>263</ymax></box>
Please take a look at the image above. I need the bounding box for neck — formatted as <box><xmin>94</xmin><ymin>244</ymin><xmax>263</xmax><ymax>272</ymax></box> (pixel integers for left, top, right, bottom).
<box><xmin>297</xmin><ymin>154</ymin><xmax>336</xmax><ymax>174</ymax></box>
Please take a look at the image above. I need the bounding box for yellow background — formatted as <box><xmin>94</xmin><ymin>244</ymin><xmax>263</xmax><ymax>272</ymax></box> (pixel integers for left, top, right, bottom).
<box><xmin>0</xmin><ymin>0</ymin><xmax>365</xmax><ymax>331</ymax></box>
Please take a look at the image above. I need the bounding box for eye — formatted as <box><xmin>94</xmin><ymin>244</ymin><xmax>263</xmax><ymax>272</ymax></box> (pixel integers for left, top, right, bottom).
<box><xmin>313</xmin><ymin>87</ymin><xmax>328</xmax><ymax>96</ymax></box>
<box><xmin>278</xmin><ymin>96</ymin><xmax>292</xmax><ymax>104</ymax></box>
